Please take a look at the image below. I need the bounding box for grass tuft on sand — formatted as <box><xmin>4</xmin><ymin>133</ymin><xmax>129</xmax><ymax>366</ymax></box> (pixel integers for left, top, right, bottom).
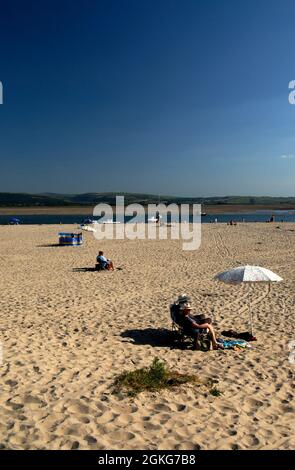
<box><xmin>209</xmin><ymin>386</ymin><xmax>222</xmax><ymax>397</ymax></box>
<box><xmin>113</xmin><ymin>357</ymin><xmax>215</xmax><ymax>397</ymax></box>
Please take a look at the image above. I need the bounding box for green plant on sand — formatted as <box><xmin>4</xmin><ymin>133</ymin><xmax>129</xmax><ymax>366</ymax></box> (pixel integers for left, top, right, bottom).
<box><xmin>209</xmin><ymin>386</ymin><xmax>222</xmax><ymax>397</ymax></box>
<box><xmin>113</xmin><ymin>357</ymin><xmax>219</xmax><ymax>397</ymax></box>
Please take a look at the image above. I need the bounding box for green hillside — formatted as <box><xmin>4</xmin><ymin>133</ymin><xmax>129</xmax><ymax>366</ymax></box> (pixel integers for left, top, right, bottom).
<box><xmin>1</xmin><ymin>192</ymin><xmax>295</xmax><ymax>207</ymax></box>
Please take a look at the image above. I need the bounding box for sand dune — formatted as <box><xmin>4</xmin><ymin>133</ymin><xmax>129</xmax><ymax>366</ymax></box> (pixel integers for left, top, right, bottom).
<box><xmin>0</xmin><ymin>223</ymin><xmax>294</xmax><ymax>450</ymax></box>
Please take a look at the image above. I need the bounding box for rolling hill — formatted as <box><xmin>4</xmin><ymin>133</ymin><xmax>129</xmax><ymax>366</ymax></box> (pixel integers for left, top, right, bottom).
<box><xmin>1</xmin><ymin>192</ymin><xmax>295</xmax><ymax>207</ymax></box>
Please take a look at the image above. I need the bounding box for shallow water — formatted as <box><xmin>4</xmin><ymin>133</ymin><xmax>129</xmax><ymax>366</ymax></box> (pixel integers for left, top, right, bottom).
<box><xmin>1</xmin><ymin>210</ymin><xmax>295</xmax><ymax>225</ymax></box>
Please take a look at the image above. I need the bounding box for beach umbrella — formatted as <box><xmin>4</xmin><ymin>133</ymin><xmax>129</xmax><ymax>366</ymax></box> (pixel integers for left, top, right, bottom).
<box><xmin>214</xmin><ymin>265</ymin><xmax>283</xmax><ymax>334</ymax></box>
<box><xmin>82</xmin><ymin>218</ymin><xmax>93</xmax><ymax>225</ymax></box>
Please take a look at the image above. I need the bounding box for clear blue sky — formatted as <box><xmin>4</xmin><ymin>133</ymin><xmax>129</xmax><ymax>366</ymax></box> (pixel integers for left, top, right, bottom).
<box><xmin>0</xmin><ymin>0</ymin><xmax>295</xmax><ymax>196</ymax></box>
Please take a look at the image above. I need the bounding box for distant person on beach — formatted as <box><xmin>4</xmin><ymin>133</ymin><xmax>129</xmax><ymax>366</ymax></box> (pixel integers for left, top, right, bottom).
<box><xmin>96</xmin><ymin>251</ymin><xmax>114</xmax><ymax>271</ymax></box>
<box><xmin>180</xmin><ymin>303</ymin><xmax>218</xmax><ymax>350</ymax></box>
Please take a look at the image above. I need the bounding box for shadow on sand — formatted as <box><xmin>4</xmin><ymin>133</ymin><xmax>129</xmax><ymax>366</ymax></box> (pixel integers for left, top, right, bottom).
<box><xmin>121</xmin><ymin>328</ymin><xmax>186</xmax><ymax>349</ymax></box>
<box><xmin>37</xmin><ymin>244</ymin><xmax>63</xmax><ymax>247</ymax></box>
<box><xmin>72</xmin><ymin>267</ymin><xmax>123</xmax><ymax>273</ymax></box>
<box><xmin>72</xmin><ymin>267</ymin><xmax>98</xmax><ymax>272</ymax></box>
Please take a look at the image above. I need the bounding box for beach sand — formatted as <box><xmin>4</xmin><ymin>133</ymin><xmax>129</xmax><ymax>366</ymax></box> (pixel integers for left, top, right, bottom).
<box><xmin>1</xmin><ymin>203</ymin><xmax>295</xmax><ymax>215</ymax></box>
<box><xmin>0</xmin><ymin>223</ymin><xmax>294</xmax><ymax>450</ymax></box>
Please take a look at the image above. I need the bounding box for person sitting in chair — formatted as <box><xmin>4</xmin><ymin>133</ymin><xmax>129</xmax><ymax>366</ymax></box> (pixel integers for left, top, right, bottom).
<box><xmin>180</xmin><ymin>303</ymin><xmax>218</xmax><ymax>350</ymax></box>
<box><xmin>96</xmin><ymin>251</ymin><xmax>114</xmax><ymax>271</ymax></box>
<box><xmin>171</xmin><ymin>294</ymin><xmax>191</xmax><ymax>323</ymax></box>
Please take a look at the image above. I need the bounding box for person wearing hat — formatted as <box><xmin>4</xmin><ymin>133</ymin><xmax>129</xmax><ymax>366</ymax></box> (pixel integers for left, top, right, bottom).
<box><xmin>177</xmin><ymin>294</ymin><xmax>191</xmax><ymax>305</ymax></box>
<box><xmin>171</xmin><ymin>295</ymin><xmax>191</xmax><ymax>320</ymax></box>
<box><xmin>180</xmin><ymin>303</ymin><xmax>218</xmax><ymax>350</ymax></box>
<box><xmin>176</xmin><ymin>295</ymin><xmax>212</xmax><ymax>325</ymax></box>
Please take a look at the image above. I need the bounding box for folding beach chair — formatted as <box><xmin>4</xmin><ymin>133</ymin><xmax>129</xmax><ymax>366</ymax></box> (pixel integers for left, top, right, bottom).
<box><xmin>170</xmin><ymin>304</ymin><xmax>212</xmax><ymax>351</ymax></box>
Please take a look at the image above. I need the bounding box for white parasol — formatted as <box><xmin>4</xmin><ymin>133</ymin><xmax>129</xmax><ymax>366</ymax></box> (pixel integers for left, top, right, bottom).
<box><xmin>214</xmin><ymin>265</ymin><xmax>283</xmax><ymax>334</ymax></box>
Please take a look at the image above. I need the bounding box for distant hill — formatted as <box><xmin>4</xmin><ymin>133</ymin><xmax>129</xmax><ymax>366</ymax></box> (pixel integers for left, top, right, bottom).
<box><xmin>1</xmin><ymin>192</ymin><xmax>295</xmax><ymax>207</ymax></box>
<box><xmin>0</xmin><ymin>192</ymin><xmax>73</xmax><ymax>206</ymax></box>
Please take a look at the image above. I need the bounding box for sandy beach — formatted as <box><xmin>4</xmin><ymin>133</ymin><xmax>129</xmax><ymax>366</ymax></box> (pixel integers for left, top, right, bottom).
<box><xmin>0</xmin><ymin>223</ymin><xmax>294</xmax><ymax>450</ymax></box>
<box><xmin>1</xmin><ymin>203</ymin><xmax>295</xmax><ymax>215</ymax></box>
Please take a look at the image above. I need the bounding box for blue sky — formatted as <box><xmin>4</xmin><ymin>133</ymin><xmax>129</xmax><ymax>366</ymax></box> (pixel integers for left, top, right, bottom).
<box><xmin>0</xmin><ymin>0</ymin><xmax>295</xmax><ymax>196</ymax></box>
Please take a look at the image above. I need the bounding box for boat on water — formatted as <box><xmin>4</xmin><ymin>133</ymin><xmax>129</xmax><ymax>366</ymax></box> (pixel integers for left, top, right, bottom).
<box><xmin>80</xmin><ymin>225</ymin><xmax>96</xmax><ymax>232</ymax></box>
<box><xmin>101</xmin><ymin>219</ymin><xmax>121</xmax><ymax>224</ymax></box>
<box><xmin>148</xmin><ymin>215</ymin><xmax>162</xmax><ymax>223</ymax></box>
<box><xmin>81</xmin><ymin>218</ymin><xmax>120</xmax><ymax>225</ymax></box>
<box><xmin>81</xmin><ymin>218</ymin><xmax>94</xmax><ymax>225</ymax></box>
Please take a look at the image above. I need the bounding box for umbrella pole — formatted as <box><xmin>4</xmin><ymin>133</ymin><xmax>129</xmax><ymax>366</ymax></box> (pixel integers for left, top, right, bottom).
<box><xmin>248</xmin><ymin>285</ymin><xmax>253</xmax><ymax>335</ymax></box>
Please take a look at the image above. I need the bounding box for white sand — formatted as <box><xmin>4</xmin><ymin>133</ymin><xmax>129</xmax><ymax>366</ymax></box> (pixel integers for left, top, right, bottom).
<box><xmin>0</xmin><ymin>223</ymin><xmax>294</xmax><ymax>450</ymax></box>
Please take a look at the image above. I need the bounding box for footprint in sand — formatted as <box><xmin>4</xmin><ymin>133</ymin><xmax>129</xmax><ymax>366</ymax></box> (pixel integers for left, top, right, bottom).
<box><xmin>71</xmin><ymin>441</ymin><xmax>80</xmax><ymax>450</ymax></box>
<box><xmin>24</xmin><ymin>394</ymin><xmax>46</xmax><ymax>408</ymax></box>
<box><xmin>66</xmin><ymin>401</ymin><xmax>91</xmax><ymax>415</ymax></box>
<box><xmin>5</xmin><ymin>380</ymin><xmax>18</xmax><ymax>387</ymax></box>
<box><xmin>107</xmin><ymin>430</ymin><xmax>135</xmax><ymax>442</ymax></box>
<box><xmin>241</xmin><ymin>434</ymin><xmax>260</xmax><ymax>447</ymax></box>
<box><xmin>6</xmin><ymin>401</ymin><xmax>24</xmax><ymax>411</ymax></box>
